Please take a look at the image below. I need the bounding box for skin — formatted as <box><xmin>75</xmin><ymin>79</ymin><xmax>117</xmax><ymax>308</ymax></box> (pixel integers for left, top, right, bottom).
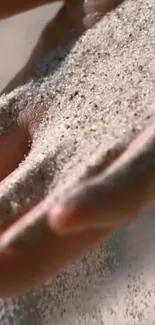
<box><xmin>0</xmin><ymin>0</ymin><xmax>154</xmax><ymax>299</ymax></box>
<box><xmin>50</xmin><ymin>123</ymin><xmax>155</xmax><ymax>233</ymax></box>
<box><xmin>0</xmin><ymin>120</ymin><xmax>155</xmax><ymax>299</ymax></box>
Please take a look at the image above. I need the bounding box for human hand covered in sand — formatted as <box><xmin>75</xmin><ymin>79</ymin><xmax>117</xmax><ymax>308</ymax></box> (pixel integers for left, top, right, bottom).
<box><xmin>0</xmin><ymin>0</ymin><xmax>151</xmax><ymax>299</ymax></box>
<box><xmin>0</xmin><ymin>108</ymin><xmax>155</xmax><ymax>299</ymax></box>
<box><xmin>50</xmin><ymin>124</ymin><xmax>155</xmax><ymax>234</ymax></box>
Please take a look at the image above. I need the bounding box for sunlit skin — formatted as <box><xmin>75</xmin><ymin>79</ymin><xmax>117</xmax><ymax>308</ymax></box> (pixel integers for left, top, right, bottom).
<box><xmin>0</xmin><ymin>0</ymin><xmax>155</xmax><ymax>299</ymax></box>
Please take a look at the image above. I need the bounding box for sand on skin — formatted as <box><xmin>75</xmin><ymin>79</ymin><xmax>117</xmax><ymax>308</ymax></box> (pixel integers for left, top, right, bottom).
<box><xmin>0</xmin><ymin>0</ymin><xmax>155</xmax><ymax>324</ymax></box>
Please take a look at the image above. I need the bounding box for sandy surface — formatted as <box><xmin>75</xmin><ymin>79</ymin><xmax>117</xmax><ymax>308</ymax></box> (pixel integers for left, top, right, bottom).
<box><xmin>0</xmin><ymin>0</ymin><xmax>155</xmax><ymax>324</ymax></box>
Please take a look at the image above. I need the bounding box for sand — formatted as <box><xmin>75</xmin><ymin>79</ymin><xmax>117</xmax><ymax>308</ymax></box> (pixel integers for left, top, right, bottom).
<box><xmin>0</xmin><ymin>0</ymin><xmax>155</xmax><ymax>323</ymax></box>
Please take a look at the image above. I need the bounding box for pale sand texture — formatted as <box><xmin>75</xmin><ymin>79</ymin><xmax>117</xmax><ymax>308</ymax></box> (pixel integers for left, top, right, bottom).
<box><xmin>0</xmin><ymin>0</ymin><xmax>155</xmax><ymax>324</ymax></box>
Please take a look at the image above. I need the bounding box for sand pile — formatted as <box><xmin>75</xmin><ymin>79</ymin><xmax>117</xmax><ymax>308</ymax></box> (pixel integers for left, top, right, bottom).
<box><xmin>0</xmin><ymin>0</ymin><xmax>155</xmax><ymax>324</ymax></box>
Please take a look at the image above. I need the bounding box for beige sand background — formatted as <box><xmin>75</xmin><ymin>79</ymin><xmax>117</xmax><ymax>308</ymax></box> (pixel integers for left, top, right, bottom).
<box><xmin>0</xmin><ymin>2</ymin><xmax>62</xmax><ymax>92</ymax></box>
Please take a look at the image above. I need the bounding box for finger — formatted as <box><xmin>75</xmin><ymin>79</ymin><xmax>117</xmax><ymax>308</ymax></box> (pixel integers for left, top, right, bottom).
<box><xmin>0</xmin><ymin>122</ymin><xmax>129</xmax><ymax>242</ymax></box>
<box><xmin>83</xmin><ymin>0</ymin><xmax>125</xmax><ymax>27</ymax></box>
<box><xmin>49</xmin><ymin>123</ymin><xmax>155</xmax><ymax>233</ymax></box>
<box><xmin>0</xmin><ymin>218</ymin><xmax>111</xmax><ymax>297</ymax></box>
<box><xmin>0</xmin><ymin>125</ymin><xmax>30</xmax><ymax>181</ymax></box>
<box><xmin>0</xmin><ymin>101</ymin><xmax>47</xmax><ymax>182</ymax></box>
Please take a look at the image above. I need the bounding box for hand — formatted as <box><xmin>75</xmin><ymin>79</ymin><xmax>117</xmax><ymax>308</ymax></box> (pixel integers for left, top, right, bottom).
<box><xmin>0</xmin><ymin>115</ymin><xmax>155</xmax><ymax>298</ymax></box>
<box><xmin>0</xmin><ymin>0</ymin><xmax>132</xmax><ymax>299</ymax></box>
<box><xmin>49</xmin><ymin>124</ymin><xmax>155</xmax><ymax>234</ymax></box>
<box><xmin>0</xmin><ymin>102</ymin><xmax>107</xmax><ymax>298</ymax></box>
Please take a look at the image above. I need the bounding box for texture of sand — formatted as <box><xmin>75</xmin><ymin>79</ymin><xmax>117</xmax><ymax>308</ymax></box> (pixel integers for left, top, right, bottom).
<box><xmin>0</xmin><ymin>0</ymin><xmax>155</xmax><ymax>324</ymax></box>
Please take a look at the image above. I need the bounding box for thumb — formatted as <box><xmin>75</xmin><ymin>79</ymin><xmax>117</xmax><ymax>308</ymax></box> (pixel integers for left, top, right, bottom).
<box><xmin>48</xmin><ymin>171</ymin><xmax>147</xmax><ymax>235</ymax></box>
<box><xmin>49</xmin><ymin>123</ymin><xmax>155</xmax><ymax>234</ymax></box>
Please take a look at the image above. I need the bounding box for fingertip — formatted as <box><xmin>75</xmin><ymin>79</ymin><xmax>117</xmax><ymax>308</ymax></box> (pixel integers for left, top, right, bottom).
<box><xmin>48</xmin><ymin>204</ymin><xmax>71</xmax><ymax>232</ymax></box>
<box><xmin>47</xmin><ymin>204</ymin><xmax>85</xmax><ymax>235</ymax></box>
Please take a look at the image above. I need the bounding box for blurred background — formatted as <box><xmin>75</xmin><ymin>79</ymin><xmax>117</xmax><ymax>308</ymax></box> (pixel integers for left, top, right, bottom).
<box><xmin>0</xmin><ymin>2</ymin><xmax>62</xmax><ymax>92</ymax></box>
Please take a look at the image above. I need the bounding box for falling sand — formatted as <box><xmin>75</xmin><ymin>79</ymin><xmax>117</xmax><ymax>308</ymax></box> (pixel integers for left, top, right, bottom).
<box><xmin>0</xmin><ymin>0</ymin><xmax>155</xmax><ymax>324</ymax></box>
